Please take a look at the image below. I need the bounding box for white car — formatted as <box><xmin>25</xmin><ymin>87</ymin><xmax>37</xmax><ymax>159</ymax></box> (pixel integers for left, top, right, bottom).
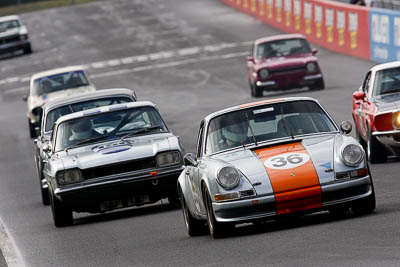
<box><xmin>23</xmin><ymin>66</ymin><xmax>96</xmax><ymax>138</ymax></box>
<box><xmin>0</xmin><ymin>15</ymin><xmax>32</xmax><ymax>55</ymax></box>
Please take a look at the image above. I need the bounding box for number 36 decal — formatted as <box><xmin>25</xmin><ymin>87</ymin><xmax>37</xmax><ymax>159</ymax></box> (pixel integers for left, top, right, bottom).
<box><xmin>264</xmin><ymin>152</ymin><xmax>310</xmax><ymax>170</ymax></box>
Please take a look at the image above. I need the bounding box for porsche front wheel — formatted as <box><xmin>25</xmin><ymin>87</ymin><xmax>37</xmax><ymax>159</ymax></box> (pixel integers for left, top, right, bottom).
<box><xmin>352</xmin><ymin>175</ymin><xmax>376</xmax><ymax>216</ymax></box>
<box><xmin>179</xmin><ymin>187</ymin><xmax>206</xmax><ymax>236</ymax></box>
<box><xmin>203</xmin><ymin>185</ymin><xmax>233</xmax><ymax>239</ymax></box>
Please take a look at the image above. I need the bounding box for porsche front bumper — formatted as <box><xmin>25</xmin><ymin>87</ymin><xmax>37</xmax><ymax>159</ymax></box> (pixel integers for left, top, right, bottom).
<box><xmin>212</xmin><ymin>175</ymin><xmax>373</xmax><ymax>223</ymax></box>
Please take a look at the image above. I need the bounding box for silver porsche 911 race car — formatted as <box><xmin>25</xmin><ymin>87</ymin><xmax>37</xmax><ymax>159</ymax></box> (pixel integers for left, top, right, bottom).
<box><xmin>178</xmin><ymin>97</ymin><xmax>375</xmax><ymax>238</ymax></box>
<box><xmin>42</xmin><ymin>101</ymin><xmax>184</xmax><ymax>227</ymax></box>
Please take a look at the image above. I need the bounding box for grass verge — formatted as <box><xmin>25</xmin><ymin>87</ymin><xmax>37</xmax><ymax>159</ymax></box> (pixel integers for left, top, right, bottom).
<box><xmin>0</xmin><ymin>0</ymin><xmax>103</xmax><ymax>16</ymax></box>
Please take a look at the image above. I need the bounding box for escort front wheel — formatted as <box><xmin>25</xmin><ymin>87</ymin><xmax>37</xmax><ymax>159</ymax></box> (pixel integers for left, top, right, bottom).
<box><xmin>50</xmin><ymin>192</ymin><xmax>73</xmax><ymax>227</ymax></box>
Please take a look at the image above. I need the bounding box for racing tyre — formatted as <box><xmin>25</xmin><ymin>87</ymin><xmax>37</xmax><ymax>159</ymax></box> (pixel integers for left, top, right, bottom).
<box><xmin>179</xmin><ymin>187</ymin><xmax>207</xmax><ymax>236</ymax></box>
<box><xmin>203</xmin><ymin>185</ymin><xmax>234</xmax><ymax>239</ymax></box>
<box><xmin>367</xmin><ymin>127</ymin><xmax>386</xmax><ymax>163</ymax></box>
<box><xmin>28</xmin><ymin>120</ymin><xmax>36</xmax><ymax>138</ymax></box>
<box><xmin>168</xmin><ymin>190</ymin><xmax>181</xmax><ymax>209</ymax></box>
<box><xmin>40</xmin><ymin>181</ymin><xmax>50</xmax><ymax>206</ymax></box>
<box><xmin>251</xmin><ymin>83</ymin><xmax>263</xmax><ymax>98</ymax></box>
<box><xmin>355</xmin><ymin>125</ymin><xmax>367</xmax><ymax>151</ymax></box>
<box><xmin>351</xmin><ymin>173</ymin><xmax>376</xmax><ymax>216</ymax></box>
<box><xmin>24</xmin><ymin>44</ymin><xmax>32</xmax><ymax>54</ymax></box>
<box><xmin>50</xmin><ymin>192</ymin><xmax>73</xmax><ymax>227</ymax></box>
<box><xmin>309</xmin><ymin>78</ymin><xmax>325</xmax><ymax>91</ymax></box>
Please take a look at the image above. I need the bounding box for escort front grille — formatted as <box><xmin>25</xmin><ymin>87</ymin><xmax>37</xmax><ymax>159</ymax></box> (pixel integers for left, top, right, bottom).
<box><xmin>82</xmin><ymin>157</ymin><xmax>157</xmax><ymax>180</ymax></box>
<box><xmin>0</xmin><ymin>35</ymin><xmax>20</xmax><ymax>45</ymax></box>
<box><xmin>270</xmin><ymin>66</ymin><xmax>305</xmax><ymax>75</ymax></box>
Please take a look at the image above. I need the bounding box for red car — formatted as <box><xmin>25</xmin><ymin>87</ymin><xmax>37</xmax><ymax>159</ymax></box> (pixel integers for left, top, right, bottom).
<box><xmin>247</xmin><ymin>34</ymin><xmax>324</xmax><ymax>97</ymax></box>
<box><xmin>352</xmin><ymin>61</ymin><xmax>400</xmax><ymax>163</ymax></box>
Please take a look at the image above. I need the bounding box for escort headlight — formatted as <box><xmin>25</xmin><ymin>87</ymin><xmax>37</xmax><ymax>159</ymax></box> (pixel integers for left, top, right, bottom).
<box><xmin>156</xmin><ymin>151</ymin><xmax>181</xmax><ymax>167</ymax></box>
<box><xmin>306</xmin><ymin>62</ymin><xmax>318</xmax><ymax>73</ymax></box>
<box><xmin>20</xmin><ymin>34</ymin><xmax>28</xmax><ymax>40</ymax></box>
<box><xmin>258</xmin><ymin>69</ymin><xmax>269</xmax><ymax>79</ymax></box>
<box><xmin>56</xmin><ymin>169</ymin><xmax>83</xmax><ymax>185</ymax></box>
<box><xmin>341</xmin><ymin>144</ymin><xmax>363</xmax><ymax>167</ymax></box>
<box><xmin>217</xmin><ymin>166</ymin><xmax>240</xmax><ymax>189</ymax></box>
<box><xmin>393</xmin><ymin>112</ymin><xmax>400</xmax><ymax>130</ymax></box>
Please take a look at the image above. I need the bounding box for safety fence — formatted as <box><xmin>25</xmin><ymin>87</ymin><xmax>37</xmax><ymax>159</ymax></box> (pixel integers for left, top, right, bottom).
<box><xmin>220</xmin><ymin>0</ymin><xmax>400</xmax><ymax>63</ymax></box>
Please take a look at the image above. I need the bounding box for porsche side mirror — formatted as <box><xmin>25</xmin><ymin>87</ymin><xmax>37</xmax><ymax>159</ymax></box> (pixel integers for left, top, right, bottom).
<box><xmin>312</xmin><ymin>48</ymin><xmax>318</xmax><ymax>55</ymax></box>
<box><xmin>247</xmin><ymin>56</ymin><xmax>254</xmax><ymax>62</ymax></box>
<box><xmin>22</xmin><ymin>95</ymin><xmax>28</xmax><ymax>102</ymax></box>
<box><xmin>353</xmin><ymin>91</ymin><xmax>365</xmax><ymax>101</ymax></box>
<box><xmin>42</xmin><ymin>144</ymin><xmax>51</xmax><ymax>154</ymax></box>
<box><xmin>340</xmin><ymin>121</ymin><xmax>352</xmax><ymax>134</ymax></box>
<box><xmin>183</xmin><ymin>153</ymin><xmax>197</xmax><ymax>166</ymax></box>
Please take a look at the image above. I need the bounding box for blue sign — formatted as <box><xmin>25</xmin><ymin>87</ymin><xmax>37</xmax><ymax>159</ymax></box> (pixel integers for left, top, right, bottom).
<box><xmin>370</xmin><ymin>8</ymin><xmax>400</xmax><ymax>63</ymax></box>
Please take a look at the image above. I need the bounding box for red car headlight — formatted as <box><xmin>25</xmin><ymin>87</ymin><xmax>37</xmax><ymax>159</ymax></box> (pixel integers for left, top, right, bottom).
<box><xmin>306</xmin><ymin>62</ymin><xmax>318</xmax><ymax>72</ymax></box>
<box><xmin>258</xmin><ymin>69</ymin><xmax>269</xmax><ymax>79</ymax></box>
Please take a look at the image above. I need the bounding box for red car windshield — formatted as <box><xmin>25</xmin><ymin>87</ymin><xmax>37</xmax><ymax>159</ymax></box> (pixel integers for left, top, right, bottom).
<box><xmin>373</xmin><ymin>67</ymin><xmax>400</xmax><ymax>96</ymax></box>
<box><xmin>256</xmin><ymin>38</ymin><xmax>312</xmax><ymax>59</ymax></box>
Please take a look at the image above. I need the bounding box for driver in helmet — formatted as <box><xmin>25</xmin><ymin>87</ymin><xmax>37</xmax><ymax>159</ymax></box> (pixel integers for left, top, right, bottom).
<box><xmin>221</xmin><ymin>121</ymin><xmax>248</xmax><ymax>149</ymax></box>
<box><xmin>69</xmin><ymin>118</ymin><xmax>98</xmax><ymax>144</ymax></box>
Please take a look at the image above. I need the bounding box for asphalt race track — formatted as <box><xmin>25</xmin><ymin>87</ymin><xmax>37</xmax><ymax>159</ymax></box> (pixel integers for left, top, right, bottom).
<box><xmin>1</xmin><ymin>0</ymin><xmax>400</xmax><ymax>266</ymax></box>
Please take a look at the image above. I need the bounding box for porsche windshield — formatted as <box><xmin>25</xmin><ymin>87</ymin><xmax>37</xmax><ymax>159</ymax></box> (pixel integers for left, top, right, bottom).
<box><xmin>45</xmin><ymin>96</ymin><xmax>133</xmax><ymax>132</ymax></box>
<box><xmin>373</xmin><ymin>67</ymin><xmax>400</xmax><ymax>96</ymax></box>
<box><xmin>206</xmin><ymin>101</ymin><xmax>337</xmax><ymax>154</ymax></box>
<box><xmin>32</xmin><ymin>70</ymin><xmax>90</xmax><ymax>96</ymax></box>
<box><xmin>0</xmin><ymin>20</ymin><xmax>20</xmax><ymax>32</ymax></box>
<box><xmin>54</xmin><ymin>106</ymin><xmax>168</xmax><ymax>151</ymax></box>
<box><xmin>256</xmin><ymin>38</ymin><xmax>311</xmax><ymax>59</ymax></box>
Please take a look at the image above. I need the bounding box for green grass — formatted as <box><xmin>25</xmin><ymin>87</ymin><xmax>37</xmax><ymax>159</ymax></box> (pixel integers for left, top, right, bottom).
<box><xmin>0</xmin><ymin>0</ymin><xmax>103</xmax><ymax>16</ymax></box>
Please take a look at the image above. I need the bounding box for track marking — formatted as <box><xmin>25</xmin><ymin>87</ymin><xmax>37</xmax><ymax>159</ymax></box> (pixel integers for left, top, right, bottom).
<box><xmin>89</xmin><ymin>51</ymin><xmax>248</xmax><ymax>80</ymax></box>
<box><xmin>0</xmin><ymin>41</ymin><xmax>254</xmax><ymax>87</ymax></box>
<box><xmin>0</xmin><ymin>218</ymin><xmax>24</xmax><ymax>267</ymax></box>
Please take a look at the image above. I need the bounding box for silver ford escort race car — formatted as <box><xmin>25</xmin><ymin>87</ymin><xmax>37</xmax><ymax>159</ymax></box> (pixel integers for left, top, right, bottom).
<box><xmin>34</xmin><ymin>88</ymin><xmax>137</xmax><ymax>206</ymax></box>
<box><xmin>42</xmin><ymin>101</ymin><xmax>184</xmax><ymax>227</ymax></box>
<box><xmin>178</xmin><ymin>97</ymin><xmax>375</xmax><ymax>238</ymax></box>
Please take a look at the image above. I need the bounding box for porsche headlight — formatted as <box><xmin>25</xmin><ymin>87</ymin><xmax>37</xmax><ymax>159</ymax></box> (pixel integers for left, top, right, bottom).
<box><xmin>217</xmin><ymin>166</ymin><xmax>240</xmax><ymax>189</ymax></box>
<box><xmin>306</xmin><ymin>62</ymin><xmax>318</xmax><ymax>73</ymax></box>
<box><xmin>341</xmin><ymin>144</ymin><xmax>363</xmax><ymax>166</ymax></box>
<box><xmin>56</xmin><ymin>169</ymin><xmax>83</xmax><ymax>185</ymax></box>
<box><xmin>393</xmin><ymin>112</ymin><xmax>400</xmax><ymax>130</ymax></box>
<box><xmin>156</xmin><ymin>151</ymin><xmax>181</xmax><ymax>167</ymax></box>
<box><xmin>258</xmin><ymin>69</ymin><xmax>269</xmax><ymax>79</ymax></box>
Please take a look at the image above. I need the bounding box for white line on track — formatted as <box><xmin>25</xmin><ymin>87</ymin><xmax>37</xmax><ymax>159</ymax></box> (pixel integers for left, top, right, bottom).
<box><xmin>1</xmin><ymin>40</ymin><xmax>253</xmax><ymax>91</ymax></box>
<box><xmin>89</xmin><ymin>51</ymin><xmax>249</xmax><ymax>79</ymax></box>
<box><xmin>0</xmin><ymin>218</ymin><xmax>24</xmax><ymax>267</ymax></box>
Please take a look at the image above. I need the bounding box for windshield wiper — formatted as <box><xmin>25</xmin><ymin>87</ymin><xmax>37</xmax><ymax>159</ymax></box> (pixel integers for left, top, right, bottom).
<box><xmin>121</xmin><ymin>126</ymin><xmax>163</xmax><ymax>140</ymax></box>
<box><xmin>244</xmin><ymin>112</ymin><xmax>257</xmax><ymax>146</ymax></box>
<box><xmin>280</xmin><ymin>106</ymin><xmax>294</xmax><ymax>139</ymax></box>
<box><xmin>65</xmin><ymin>134</ymin><xmax>111</xmax><ymax>152</ymax></box>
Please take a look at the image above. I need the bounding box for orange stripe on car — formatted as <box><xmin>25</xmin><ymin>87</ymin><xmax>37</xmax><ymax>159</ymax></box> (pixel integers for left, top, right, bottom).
<box><xmin>254</xmin><ymin>142</ymin><xmax>321</xmax><ymax>215</ymax></box>
<box><xmin>239</xmin><ymin>98</ymin><xmax>284</xmax><ymax>108</ymax></box>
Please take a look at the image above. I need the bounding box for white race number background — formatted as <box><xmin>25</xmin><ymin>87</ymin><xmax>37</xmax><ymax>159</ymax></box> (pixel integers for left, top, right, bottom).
<box><xmin>264</xmin><ymin>152</ymin><xmax>310</xmax><ymax>170</ymax></box>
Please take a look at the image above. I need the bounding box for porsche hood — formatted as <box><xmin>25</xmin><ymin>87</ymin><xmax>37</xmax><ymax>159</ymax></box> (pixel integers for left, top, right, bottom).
<box><xmin>213</xmin><ymin>135</ymin><xmax>336</xmax><ymax>195</ymax></box>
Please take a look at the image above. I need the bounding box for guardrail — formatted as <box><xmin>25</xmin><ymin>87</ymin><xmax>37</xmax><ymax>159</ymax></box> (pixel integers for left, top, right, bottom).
<box><xmin>220</xmin><ymin>0</ymin><xmax>400</xmax><ymax>63</ymax></box>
